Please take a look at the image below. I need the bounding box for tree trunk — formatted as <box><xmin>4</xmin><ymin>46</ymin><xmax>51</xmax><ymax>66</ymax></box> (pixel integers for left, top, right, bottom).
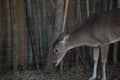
<box><xmin>45</xmin><ymin>0</ymin><xmax>64</xmax><ymax>71</ymax></box>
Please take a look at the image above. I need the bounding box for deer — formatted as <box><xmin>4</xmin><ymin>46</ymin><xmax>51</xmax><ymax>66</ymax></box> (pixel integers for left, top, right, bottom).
<box><xmin>52</xmin><ymin>9</ymin><xmax>120</xmax><ymax>80</ymax></box>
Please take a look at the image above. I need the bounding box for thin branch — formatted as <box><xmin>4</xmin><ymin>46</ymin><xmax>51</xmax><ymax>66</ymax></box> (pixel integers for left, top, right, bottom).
<box><xmin>62</xmin><ymin>0</ymin><xmax>69</xmax><ymax>32</ymax></box>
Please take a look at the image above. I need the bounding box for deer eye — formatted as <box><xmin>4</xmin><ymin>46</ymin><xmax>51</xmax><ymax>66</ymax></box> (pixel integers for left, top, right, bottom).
<box><xmin>54</xmin><ymin>49</ymin><xmax>59</xmax><ymax>54</ymax></box>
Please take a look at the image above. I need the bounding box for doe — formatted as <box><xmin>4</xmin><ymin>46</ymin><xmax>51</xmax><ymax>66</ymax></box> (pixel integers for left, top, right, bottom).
<box><xmin>53</xmin><ymin>9</ymin><xmax>120</xmax><ymax>80</ymax></box>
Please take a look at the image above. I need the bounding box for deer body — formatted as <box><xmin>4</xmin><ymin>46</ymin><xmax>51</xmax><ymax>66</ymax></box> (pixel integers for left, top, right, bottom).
<box><xmin>53</xmin><ymin>9</ymin><xmax>120</xmax><ymax>80</ymax></box>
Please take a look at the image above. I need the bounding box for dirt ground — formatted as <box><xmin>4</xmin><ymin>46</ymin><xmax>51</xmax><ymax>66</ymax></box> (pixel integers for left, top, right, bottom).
<box><xmin>1</xmin><ymin>64</ymin><xmax>120</xmax><ymax>80</ymax></box>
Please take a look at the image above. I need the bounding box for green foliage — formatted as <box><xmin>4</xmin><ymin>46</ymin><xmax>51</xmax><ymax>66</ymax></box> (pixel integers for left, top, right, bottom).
<box><xmin>18</xmin><ymin>64</ymin><xmax>28</xmax><ymax>70</ymax></box>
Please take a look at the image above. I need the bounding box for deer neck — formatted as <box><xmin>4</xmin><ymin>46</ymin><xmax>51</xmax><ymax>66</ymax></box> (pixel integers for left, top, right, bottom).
<box><xmin>65</xmin><ymin>33</ymin><xmax>87</xmax><ymax>49</ymax></box>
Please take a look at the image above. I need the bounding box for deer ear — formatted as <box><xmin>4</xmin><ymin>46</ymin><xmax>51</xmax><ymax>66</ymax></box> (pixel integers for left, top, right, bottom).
<box><xmin>60</xmin><ymin>35</ymin><xmax>70</xmax><ymax>45</ymax></box>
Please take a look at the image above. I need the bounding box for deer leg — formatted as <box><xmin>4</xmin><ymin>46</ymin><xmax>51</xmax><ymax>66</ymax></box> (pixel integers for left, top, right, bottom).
<box><xmin>89</xmin><ymin>47</ymin><xmax>100</xmax><ymax>80</ymax></box>
<box><xmin>101</xmin><ymin>44</ymin><xmax>109</xmax><ymax>80</ymax></box>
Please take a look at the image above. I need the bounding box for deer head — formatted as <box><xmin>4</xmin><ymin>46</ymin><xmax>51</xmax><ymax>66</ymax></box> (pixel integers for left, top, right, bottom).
<box><xmin>53</xmin><ymin>34</ymin><xmax>70</xmax><ymax>66</ymax></box>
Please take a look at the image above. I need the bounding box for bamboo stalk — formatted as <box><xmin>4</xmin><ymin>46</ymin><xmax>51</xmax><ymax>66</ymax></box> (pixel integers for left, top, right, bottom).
<box><xmin>28</xmin><ymin>37</ymin><xmax>33</xmax><ymax>65</ymax></box>
<box><xmin>36</xmin><ymin>0</ymin><xmax>44</xmax><ymax>67</ymax></box>
<box><xmin>93</xmin><ymin>0</ymin><xmax>96</xmax><ymax>13</ymax></box>
<box><xmin>24</xmin><ymin>0</ymin><xmax>39</xmax><ymax>69</ymax></box>
<box><xmin>118</xmin><ymin>0</ymin><xmax>120</xmax><ymax>8</ymax></box>
<box><xmin>62</xmin><ymin>0</ymin><xmax>69</xmax><ymax>32</ymax></box>
<box><xmin>86</xmin><ymin>0</ymin><xmax>90</xmax><ymax>17</ymax></box>
<box><xmin>24</xmin><ymin>0</ymin><xmax>33</xmax><ymax>67</ymax></box>
<box><xmin>77</xmin><ymin>0</ymin><xmax>82</xmax><ymax>23</ymax></box>
<box><xmin>86</xmin><ymin>0</ymin><xmax>93</xmax><ymax>65</ymax></box>
<box><xmin>112</xmin><ymin>0</ymin><xmax>120</xmax><ymax>65</ymax></box>
<box><xmin>111</xmin><ymin>0</ymin><xmax>118</xmax><ymax>9</ymax></box>
<box><xmin>75</xmin><ymin>0</ymin><xmax>82</xmax><ymax>67</ymax></box>
<box><xmin>11</xmin><ymin>0</ymin><xmax>19</xmax><ymax>71</ymax></box>
<box><xmin>6</xmin><ymin>0</ymin><xmax>12</xmax><ymax>69</ymax></box>
<box><xmin>103</xmin><ymin>0</ymin><xmax>108</xmax><ymax>11</ymax></box>
<box><xmin>109</xmin><ymin>0</ymin><xmax>113</xmax><ymax>10</ymax></box>
<box><xmin>113</xmin><ymin>43</ymin><xmax>118</xmax><ymax>64</ymax></box>
<box><xmin>42</xmin><ymin>0</ymin><xmax>48</xmax><ymax>66</ymax></box>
